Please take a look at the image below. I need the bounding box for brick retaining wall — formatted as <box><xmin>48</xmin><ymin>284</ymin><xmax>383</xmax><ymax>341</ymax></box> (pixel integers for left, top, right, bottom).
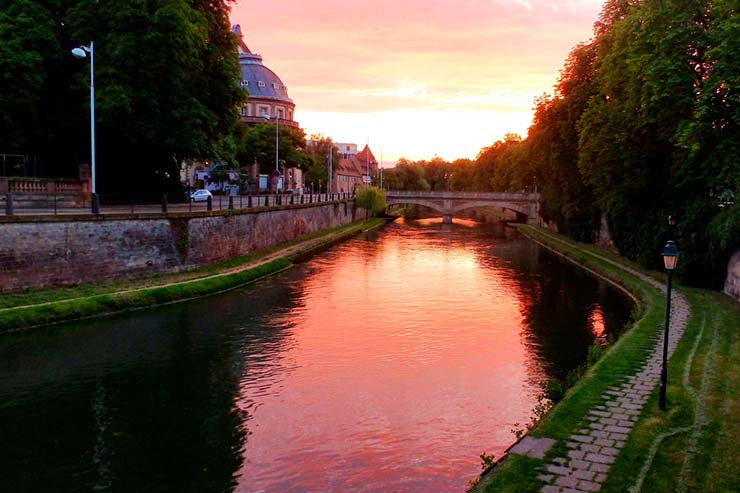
<box><xmin>0</xmin><ymin>201</ymin><xmax>355</xmax><ymax>293</ymax></box>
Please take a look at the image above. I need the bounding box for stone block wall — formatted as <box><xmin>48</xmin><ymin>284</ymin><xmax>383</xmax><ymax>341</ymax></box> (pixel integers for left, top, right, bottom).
<box><xmin>0</xmin><ymin>201</ymin><xmax>355</xmax><ymax>293</ymax></box>
<box><xmin>725</xmin><ymin>251</ymin><xmax>740</xmax><ymax>300</ymax></box>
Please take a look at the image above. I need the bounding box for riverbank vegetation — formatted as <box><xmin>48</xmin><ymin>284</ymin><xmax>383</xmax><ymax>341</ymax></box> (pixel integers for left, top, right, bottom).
<box><xmin>474</xmin><ymin>226</ymin><xmax>740</xmax><ymax>492</ymax></box>
<box><xmin>0</xmin><ymin>218</ymin><xmax>385</xmax><ymax>332</ymax></box>
<box><xmin>355</xmin><ymin>186</ymin><xmax>387</xmax><ymax>218</ymax></box>
<box><xmin>384</xmin><ymin>0</ymin><xmax>739</xmax><ymax>291</ymax></box>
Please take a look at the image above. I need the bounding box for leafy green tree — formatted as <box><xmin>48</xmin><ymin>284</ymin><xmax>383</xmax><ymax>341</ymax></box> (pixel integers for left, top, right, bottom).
<box><xmin>475</xmin><ymin>133</ymin><xmax>529</xmax><ymax>193</ymax></box>
<box><xmin>448</xmin><ymin>159</ymin><xmax>475</xmax><ymax>191</ymax></box>
<box><xmin>577</xmin><ymin>0</ymin><xmax>712</xmax><ymax>266</ymax></box>
<box><xmin>0</xmin><ymin>0</ymin><xmax>84</xmax><ymax>176</ymax></box>
<box><xmin>236</xmin><ymin>123</ymin><xmax>311</xmax><ymax>174</ymax></box>
<box><xmin>355</xmin><ymin>185</ymin><xmax>387</xmax><ymax>218</ymax></box>
<box><xmin>526</xmin><ymin>41</ymin><xmax>601</xmax><ymax>241</ymax></box>
<box><xmin>1</xmin><ymin>0</ymin><xmax>246</xmax><ymax>194</ymax></box>
<box><xmin>382</xmin><ymin>158</ymin><xmax>430</xmax><ymax>191</ymax></box>
<box><xmin>304</xmin><ymin>134</ymin><xmax>341</xmax><ymax>191</ymax></box>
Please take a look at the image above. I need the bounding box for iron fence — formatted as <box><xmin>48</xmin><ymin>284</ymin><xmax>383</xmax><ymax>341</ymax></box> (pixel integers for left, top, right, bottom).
<box><xmin>0</xmin><ymin>192</ymin><xmax>355</xmax><ymax>216</ymax></box>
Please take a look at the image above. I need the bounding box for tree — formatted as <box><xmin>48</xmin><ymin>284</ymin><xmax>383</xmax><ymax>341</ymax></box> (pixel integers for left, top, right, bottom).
<box><xmin>355</xmin><ymin>185</ymin><xmax>387</xmax><ymax>219</ymax></box>
<box><xmin>1</xmin><ymin>0</ymin><xmax>246</xmax><ymax>194</ymax></box>
<box><xmin>0</xmin><ymin>0</ymin><xmax>83</xmax><ymax>176</ymax></box>
<box><xmin>304</xmin><ymin>134</ymin><xmax>341</xmax><ymax>191</ymax></box>
<box><xmin>236</xmin><ymin>123</ymin><xmax>311</xmax><ymax>175</ymax></box>
<box><xmin>382</xmin><ymin>158</ymin><xmax>430</xmax><ymax>191</ymax></box>
<box><xmin>577</xmin><ymin>0</ymin><xmax>713</xmax><ymax>266</ymax></box>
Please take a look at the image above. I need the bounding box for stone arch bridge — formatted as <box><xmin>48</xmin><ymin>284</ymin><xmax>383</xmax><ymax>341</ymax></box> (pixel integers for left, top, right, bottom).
<box><xmin>385</xmin><ymin>191</ymin><xmax>541</xmax><ymax>225</ymax></box>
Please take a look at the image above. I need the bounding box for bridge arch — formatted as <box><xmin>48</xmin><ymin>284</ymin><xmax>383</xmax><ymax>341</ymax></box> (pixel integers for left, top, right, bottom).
<box><xmin>450</xmin><ymin>201</ymin><xmax>530</xmax><ymax>217</ymax></box>
<box><xmin>385</xmin><ymin>198</ymin><xmax>446</xmax><ymax>214</ymax></box>
<box><xmin>384</xmin><ymin>191</ymin><xmax>541</xmax><ymax>225</ymax></box>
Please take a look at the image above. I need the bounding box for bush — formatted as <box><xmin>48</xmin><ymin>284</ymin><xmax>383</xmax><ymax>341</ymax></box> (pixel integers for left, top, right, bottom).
<box><xmin>355</xmin><ymin>186</ymin><xmax>387</xmax><ymax>215</ymax></box>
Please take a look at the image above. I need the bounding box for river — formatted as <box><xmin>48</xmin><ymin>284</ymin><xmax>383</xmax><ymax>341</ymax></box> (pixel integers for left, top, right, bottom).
<box><xmin>0</xmin><ymin>218</ymin><xmax>632</xmax><ymax>492</ymax></box>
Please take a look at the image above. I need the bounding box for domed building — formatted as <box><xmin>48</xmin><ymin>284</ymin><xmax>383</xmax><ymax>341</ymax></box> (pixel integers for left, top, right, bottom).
<box><xmin>232</xmin><ymin>25</ymin><xmax>298</xmax><ymax>128</ymax></box>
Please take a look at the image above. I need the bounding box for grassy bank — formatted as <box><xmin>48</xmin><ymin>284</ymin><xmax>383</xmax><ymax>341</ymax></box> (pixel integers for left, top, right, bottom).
<box><xmin>602</xmin><ymin>287</ymin><xmax>740</xmax><ymax>492</ymax></box>
<box><xmin>475</xmin><ymin>225</ymin><xmax>739</xmax><ymax>492</ymax></box>
<box><xmin>0</xmin><ymin>218</ymin><xmax>385</xmax><ymax>332</ymax></box>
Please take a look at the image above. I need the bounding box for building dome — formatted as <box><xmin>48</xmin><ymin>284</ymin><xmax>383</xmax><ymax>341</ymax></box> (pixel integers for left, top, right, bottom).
<box><xmin>232</xmin><ymin>25</ymin><xmax>298</xmax><ymax>127</ymax></box>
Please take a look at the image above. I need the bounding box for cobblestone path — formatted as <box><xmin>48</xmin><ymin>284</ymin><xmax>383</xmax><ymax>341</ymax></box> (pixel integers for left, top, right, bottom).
<box><xmin>531</xmin><ymin>240</ymin><xmax>691</xmax><ymax>493</ymax></box>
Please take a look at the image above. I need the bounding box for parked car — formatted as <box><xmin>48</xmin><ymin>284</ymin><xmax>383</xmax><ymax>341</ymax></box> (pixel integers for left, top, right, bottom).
<box><xmin>190</xmin><ymin>189</ymin><xmax>212</xmax><ymax>202</ymax></box>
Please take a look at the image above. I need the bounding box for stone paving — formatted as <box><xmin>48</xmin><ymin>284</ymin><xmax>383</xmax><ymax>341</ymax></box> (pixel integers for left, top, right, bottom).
<box><xmin>511</xmin><ymin>238</ymin><xmax>691</xmax><ymax>493</ymax></box>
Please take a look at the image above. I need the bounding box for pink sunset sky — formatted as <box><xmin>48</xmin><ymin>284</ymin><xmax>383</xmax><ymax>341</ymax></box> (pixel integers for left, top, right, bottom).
<box><xmin>230</xmin><ymin>0</ymin><xmax>604</xmax><ymax>164</ymax></box>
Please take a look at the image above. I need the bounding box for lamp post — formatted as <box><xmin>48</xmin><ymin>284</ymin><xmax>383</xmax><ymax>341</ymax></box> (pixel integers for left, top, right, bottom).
<box><xmin>659</xmin><ymin>240</ymin><xmax>679</xmax><ymax>411</ymax></box>
<box><xmin>261</xmin><ymin>113</ymin><xmax>280</xmax><ymax>192</ymax></box>
<box><xmin>71</xmin><ymin>42</ymin><xmax>98</xmax><ymax>213</ymax></box>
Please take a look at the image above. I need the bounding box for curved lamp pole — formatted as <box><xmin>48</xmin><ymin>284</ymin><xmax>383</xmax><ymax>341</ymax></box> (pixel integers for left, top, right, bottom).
<box><xmin>71</xmin><ymin>42</ymin><xmax>98</xmax><ymax>214</ymax></box>
<box><xmin>659</xmin><ymin>240</ymin><xmax>679</xmax><ymax>411</ymax></box>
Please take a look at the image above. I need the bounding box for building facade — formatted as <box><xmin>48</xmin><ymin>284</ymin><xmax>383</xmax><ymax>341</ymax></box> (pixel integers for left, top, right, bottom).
<box><xmin>332</xmin><ymin>144</ymin><xmax>377</xmax><ymax>193</ymax></box>
<box><xmin>335</xmin><ymin>143</ymin><xmax>358</xmax><ymax>160</ymax></box>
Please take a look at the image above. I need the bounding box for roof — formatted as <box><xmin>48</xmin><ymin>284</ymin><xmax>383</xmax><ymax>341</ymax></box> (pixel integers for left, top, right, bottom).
<box><xmin>337</xmin><ymin>145</ymin><xmax>377</xmax><ymax>177</ymax></box>
<box><xmin>232</xmin><ymin>25</ymin><xmax>294</xmax><ymax>106</ymax></box>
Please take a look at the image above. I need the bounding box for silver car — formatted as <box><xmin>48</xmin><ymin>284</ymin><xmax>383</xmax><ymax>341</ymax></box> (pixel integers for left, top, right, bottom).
<box><xmin>190</xmin><ymin>189</ymin><xmax>212</xmax><ymax>202</ymax></box>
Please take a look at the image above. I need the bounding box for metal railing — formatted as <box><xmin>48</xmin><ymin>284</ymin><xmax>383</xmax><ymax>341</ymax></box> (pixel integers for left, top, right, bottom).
<box><xmin>0</xmin><ymin>192</ymin><xmax>356</xmax><ymax>216</ymax></box>
<box><xmin>385</xmin><ymin>190</ymin><xmax>540</xmax><ymax>201</ymax></box>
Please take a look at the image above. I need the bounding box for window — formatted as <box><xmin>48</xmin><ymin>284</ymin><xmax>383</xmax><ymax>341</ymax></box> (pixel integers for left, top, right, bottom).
<box><xmin>240</xmin><ymin>80</ymin><xmax>248</xmax><ymax>88</ymax></box>
<box><xmin>272</xmin><ymin>83</ymin><xmax>279</xmax><ymax>89</ymax></box>
<box><xmin>258</xmin><ymin>81</ymin><xmax>265</xmax><ymax>87</ymax></box>
<box><xmin>259</xmin><ymin>106</ymin><xmax>269</xmax><ymax>116</ymax></box>
<box><xmin>277</xmin><ymin>109</ymin><xmax>284</xmax><ymax>120</ymax></box>
<box><xmin>240</xmin><ymin>106</ymin><xmax>247</xmax><ymax>116</ymax></box>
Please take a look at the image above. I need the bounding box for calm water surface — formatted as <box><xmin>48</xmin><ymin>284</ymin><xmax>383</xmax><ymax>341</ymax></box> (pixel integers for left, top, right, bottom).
<box><xmin>0</xmin><ymin>218</ymin><xmax>632</xmax><ymax>492</ymax></box>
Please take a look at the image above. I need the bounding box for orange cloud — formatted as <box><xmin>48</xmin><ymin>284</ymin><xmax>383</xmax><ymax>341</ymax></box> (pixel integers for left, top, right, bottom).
<box><xmin>231</xmin><ymin>0</ymin><xmax>603</xmax><ymax>162</ymax></box>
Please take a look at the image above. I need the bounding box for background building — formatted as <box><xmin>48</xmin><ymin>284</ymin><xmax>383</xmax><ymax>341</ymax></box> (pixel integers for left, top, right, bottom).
<box><xmin>332</xmin><ymin>145</ymin><xmax>377</xmax><ymax>193</ymax></box>
<box><xmin>335</xmin><ymin>143</ymin><xmax>358</xmax><ymax>160</ymax></box>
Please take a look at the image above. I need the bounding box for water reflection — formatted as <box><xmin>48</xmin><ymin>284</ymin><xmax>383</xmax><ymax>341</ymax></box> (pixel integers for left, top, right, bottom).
<box><xmin>0</xmin><ymin>286</ymin><xmax>303</xmax><ymax>492</ymax></box>
<box><xmin>0</xmin><ymin>218</ymin><xmax>632</xmax><ymax>492</ymax></box>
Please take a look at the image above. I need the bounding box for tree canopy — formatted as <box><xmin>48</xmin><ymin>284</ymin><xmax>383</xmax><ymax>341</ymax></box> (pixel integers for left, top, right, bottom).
<box><xmin>0</xmin><ymin>0</ymin><xmax>246</xmax><ymax>194</ymax></box>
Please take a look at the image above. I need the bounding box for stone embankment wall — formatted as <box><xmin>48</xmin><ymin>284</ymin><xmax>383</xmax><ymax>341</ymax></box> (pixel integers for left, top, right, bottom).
<box><xmin>725</xmin><ymin>251</ymin><xmax>740</xmax><ymax>300</ymax></box>
<box><xmin>0</xmin><ymin>201</ymin><xmax>355</xmax><ymax>293</ymax></box>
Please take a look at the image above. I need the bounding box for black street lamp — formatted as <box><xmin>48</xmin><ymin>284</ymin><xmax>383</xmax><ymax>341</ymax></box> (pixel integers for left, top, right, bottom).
<box><xmin>659</xmin><ymin>240</ymin><xmax>679</xmax><ymax>410</ymax></box>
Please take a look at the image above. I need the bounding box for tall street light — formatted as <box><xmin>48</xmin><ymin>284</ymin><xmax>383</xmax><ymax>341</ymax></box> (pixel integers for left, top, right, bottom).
<box><xmin>261</xmin><ymin>113</ymin><xmax>280</xmax><ymax>192</ymax></box>
<box><xmin>71</xmin><ymin>42</ymin><xmax>98</xmax><ymax>214</ymax></box>
<box><xmin>659</xmin><ymin>240</ymin><xmax>679</xmax><ymax>411</ymax></box>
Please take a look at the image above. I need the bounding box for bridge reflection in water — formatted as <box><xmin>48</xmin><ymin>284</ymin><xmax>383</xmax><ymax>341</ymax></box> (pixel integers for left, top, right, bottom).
<box><xmin>385</xmin><ymin>190</ymin><xmax>541</xmax><ymax>224</ymax></box>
